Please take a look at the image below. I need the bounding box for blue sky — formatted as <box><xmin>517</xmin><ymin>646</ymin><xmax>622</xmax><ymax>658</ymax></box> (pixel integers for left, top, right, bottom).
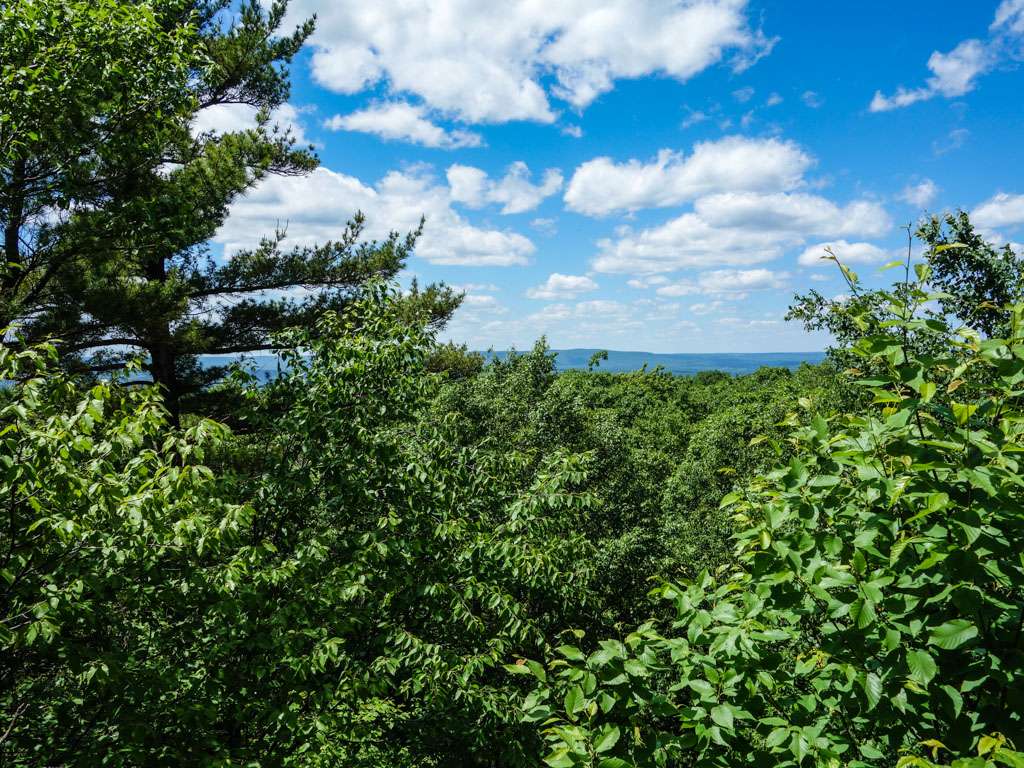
<box><xmin>204</xmin><ymin>0</ymin><xmax>1024</xmax><ymax>352</ymax></box>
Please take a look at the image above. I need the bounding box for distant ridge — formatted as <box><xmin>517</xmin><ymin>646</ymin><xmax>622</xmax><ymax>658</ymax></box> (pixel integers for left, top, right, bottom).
<box><xmin>483</xmin><ymin>349</ymin><xmax>826</xmax><ymax>376</ymax></box>
<box><xmin>201</xmin><ymin>349</ymin><xmax>827</xmax><ymax>379</ymax></box>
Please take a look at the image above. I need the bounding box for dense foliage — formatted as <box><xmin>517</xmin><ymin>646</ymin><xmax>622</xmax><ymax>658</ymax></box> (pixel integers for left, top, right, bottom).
<box><xmin>3</xmin><ymin>1</ymin><xmax>1024</xmax><ymax>765</ymax></box>
<box><xmin>432</xmin><ymin>344</ymin><xmax>837</xmax><ymax>626</ymax></box>
<box><xmin>517</xmin><ymin>262</ymin><xmax>1024</xmax><ymax>768</ymax></box>
<box><xmin>1</xmin><ymin>291</ymin><xmax>590</xmax><ymax>765</ymax></box>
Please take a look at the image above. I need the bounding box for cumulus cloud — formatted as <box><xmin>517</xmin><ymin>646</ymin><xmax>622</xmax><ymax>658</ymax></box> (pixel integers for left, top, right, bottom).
<box><xmin>698</xmin><ymin>268</ymin><xmax>787</xmax><ymax>292</ymax></box>
<box><xmin>191</xmin><ymin>103</ymin><xmax>310</xmax><ymax>145</ymax></box>
<box><xmin>593</xmin><ymin>192</ymin><xmax>890</xmax><ymax>274</ymax></box>
<box><xmin>973</xmin><ymin>192</ymin><xmax>1024</xmax><ymax>231</ymax></box>
<box><xmin>564</xmin><ymin>136</ymin><xmax>813</xmax><ymax>216</ymax></box>
<box><xmin>461</xmin><ymin>294</ymin><xmax>508</xmax><ymax>313</ymax></box>
<box><xmin>285</xmin><ymin>0</ymin><xmax>774</xmax><ymax>123</ymax></box>
<box><xmin>900</xmin><ymin>179</ymin><xmax>939</xmax><ymax>208</ymax></box>
<box><xmin>692</xmin><ymin>192</ymin><xmax>890</xmax><ymax>236</ymax></box>
<box><xmin>323</xmin><ymin>102</ymin><xmax>482</xmax><ymax>148</ymax></box>
<box><xmin>447</xmin><ymin>162</ymin><xmax>563</xmax><ymax>214</ymax></box>
<box><xmin>870</xmin><ymin>3</ymin><xmax>1024</xmax><ymax>113</ymax></box>
<box><xmin>655</xmin><ymin>268</ymin><xmax>786</xmax><ymax>297</ymax></box>
<box><xmin>214</xmin><ymin>166</ymin><xmax>535</xmax><ymax>267</ymax></box>
<box><xmin>526</xmin><ymin>273</ymin><xmax>598</xmax><ymax>300</ymax></box>
<box><xmin>681</xmin><ymin>109</ymin><xmax>710</xmax><ymax>128</ymax></box>
<box><xmin>797</xmin><ymin>240</ymin><xmax>888</xmax><ymax>267</ymax></box>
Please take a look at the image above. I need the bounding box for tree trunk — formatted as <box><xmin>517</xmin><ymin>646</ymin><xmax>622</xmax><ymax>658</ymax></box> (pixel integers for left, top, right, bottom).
<box><xmin>144</xmin><ymin>255</ymin><xmax>181</xmax><ymax>424</ymax></box>
<box><xmin>149</xmin><ymin>341</ymin><xmax>181</xmax><ymax>425</ymax></box>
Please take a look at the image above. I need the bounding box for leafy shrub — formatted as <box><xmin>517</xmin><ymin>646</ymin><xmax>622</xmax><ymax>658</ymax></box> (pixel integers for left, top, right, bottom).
<box><xmin>0</xmin><ymin>342</ymin><xmax>247</xmax><ymax>763</ymax></box>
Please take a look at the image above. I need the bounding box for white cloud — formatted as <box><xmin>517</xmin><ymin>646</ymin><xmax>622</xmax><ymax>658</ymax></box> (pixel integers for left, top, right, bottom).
<box><xmin>460</xmin><ymin>294</ymin><xmax>509</xmax><ymax>315</ymax></box>
<box><xmin>561</xmin><ymin>124</ymin><xmax>584</xmax><ymax>138</ymax></box>
<box><xmin>699</xmin><ymin>268</ymin><xmax>786</xmax><ymax>292</ymax></box>
<box><xmin>526</xmin><ymin>273</ymin><xmax>598</xmax><ymax>300</ymax></box>
<box><xmin>593</xmin><ymin>192</ymin><xmax>890</xmax><ymax>274</ymax></box>
<box><xmin>564</xmin><ymin>136</ymin><xmax>813</xmax><ymax>216</ymax></box>
<box><xmin>323</xmin><ymin>102</ymin><xmax>482</xmax><ymax>148</ymax></box>
<box><xmin>287</xmin><ymin>0</ymin><xmax>773</xmax><ymax>124</ymax></box>
<box><xmin>870</xmin><ymin>39</ymin><xmax>991</xmax><ymax>112</ymax></box>
<box><xmin>900</xmin><ymin>179</ymin><xmax>939</xmax><ymax>208</ymax></box>
<box><xmin>191</xmin><ymin>103</ymin><xmax>310</xmax><ymax>145</ymax></box>
<box><xmin>933</xmin><ymin>128</ymin><xmax>970</xmax><ymax>156</ymax></box>
<box><xmin>656</xmin><ymin>268</ymin><xmax>785</xmax><ymax>298</ymax></box>
<box><xmin>448</xmin><ymin>162</ymin><xmax>563</xmax><ymax>214</ymax></box>
<box><xmin>215</xmin><ymin>166</ymin><xmax>535</xmax><ymax>267</ymax></box>
<box><xmin>595</xmin><ymin>213</ymin><xmax>785</xmax><ymax>274</ymax></box>
<box><xmin>716</xmin><ymin>316</ymin><xmax>781</xmax><ymax>329</ymax></box>
<box><xmin>870</xmin><ymin>0</ymin><xmax>1024</xmax><ymax>114</ymax></box>
<box><xmin>530</xmin><ymin>218</ymin><xmax>558</xmax><ymax>236</ymax></box>
<box><xmin>993</xmin><ymin>0</ymin><xmax>1024</xmax><ymax>34</ymax></box>
<box><xmin>797</xmin><ymin>240</ymin><xmax>888</xmax><ymax>267</ymax></box>
<box><xmin>627</xmin><ymin>275</ymin><xmax>670</xmax><ymax>289</ymax></box>
<box><xmin>693</xmin><ymin>192</ymin><xmax>890</xmax><ymax>237</ymax></box>
<box><xmin>451</xmin><ymin>282</ymin><xmax>501</xmax><ymax>293</ymax></box>
<box><xmin>802</xmin><ymin>90</ymin><xmax>823</xmax><ymax>108</ymax></box>
<box><xmin>681</xmin><ymin>109</ymin><xmax>710</xmax><ymax>128</ymax></box>
<box><xmin>689</xmin><ymin>300</ymin><xmax>726</xmax><ymax>315</ymax></box>
<box><xmin>766</xmin><ymin>92</ymin><xmax>783</xmax><ymax>106</ymax></box>
<box><xmin>732</xmin><ymin>86</ymin><xmax>755</xmax><ymax>102</ymax></box>
<box><xmin>973</xmin><ymin>192</ymin><xmax>1024</xmax><ymax>231</ymax></box>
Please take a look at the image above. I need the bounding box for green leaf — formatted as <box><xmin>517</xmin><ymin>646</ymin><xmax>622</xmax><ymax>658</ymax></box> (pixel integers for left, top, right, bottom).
<box><xmin>993</xmin><ymin>749</ymin><xmax>1024</xmax><ymax>768</ymax></box>
<box><xmin>556</xmin><ymin>645</ymin><xmax>586</xmax><ymax>662</ymax></box>
<box><xmin>765</xmin><ymin>727</ymin><xmax>789</xmax><ymax>748</ymax></box>
<box><xmin>951</xmin><ymin>402</ymin><xmax>978</xmax><ymax>426</ymax></box>
<box><xmin>710</xmin><ymin>703</ymin><xmax>734</xmax><ymax>730</ymax></box>
<box><xmin>544</xmin><ymin>749</ymin><xmax>575</xmax><ymax>768</ymax></box>
<box><xmin>623</xmin><ymin>659</ymin><xmax>648</xmax><ymax>677</ymax></box>
<box><xmin>593</xmin><ymin>725</ymin><xmax>621</xmax><ymax>754</ymax></box>
<box><xmin>564</xmin><ymin>685</ymin><xmax>585</xmax><ymax>718</ymax></box>
<box><xmin>907</xmin><ymin>650</ymin><xmax>937</xmax><ymax>686</ymax></box>
<box><xmin>940</xmin><ymin>684</ymin><xmax>963</xmax><ymax>718</ymax></box>
<box><xmin>860</xmin><ymin>672</ymin><xmax>883</xmax><ymax>711</ymax></box>
<box><xmin>504</xmin><ymin>662</ymin><xmax>535</xmax><ymax>676</ymax></box>
<box><xmin>928</xmin><ymin>620</ymin><xmax>978</xmax><ymax>650</ymax></box>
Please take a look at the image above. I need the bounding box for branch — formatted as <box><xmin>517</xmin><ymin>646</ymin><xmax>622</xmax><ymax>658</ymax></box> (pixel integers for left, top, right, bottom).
<box><xmin>202</xmin><ymin>343</ymin><xmax>282</xmax><ymax>355</ymax></box>
<box><xmin>61</xmin><ymin>338</ymin><xmax>147</xmax><ymax>353</ymax></box>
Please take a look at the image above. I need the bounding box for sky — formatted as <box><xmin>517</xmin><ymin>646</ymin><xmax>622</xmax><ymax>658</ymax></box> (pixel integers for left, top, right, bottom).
<box><xmin>202</xmin><ymin>0</ymin><xmax>1024</xmax><ymax>353</ymax></box>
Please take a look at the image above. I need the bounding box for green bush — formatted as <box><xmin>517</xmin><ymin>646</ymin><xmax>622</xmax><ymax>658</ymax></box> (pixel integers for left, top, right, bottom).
<box><xmin>0</xmin><ymin>341</ymin><xmax>247</xmax><ymax>763</ymax></box>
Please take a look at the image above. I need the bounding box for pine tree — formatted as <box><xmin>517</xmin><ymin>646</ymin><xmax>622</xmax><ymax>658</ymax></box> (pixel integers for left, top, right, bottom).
<box><xmin>1</xmin><ymin>0</ymin><xmax>459</xmax><ymax>419</ymax></box>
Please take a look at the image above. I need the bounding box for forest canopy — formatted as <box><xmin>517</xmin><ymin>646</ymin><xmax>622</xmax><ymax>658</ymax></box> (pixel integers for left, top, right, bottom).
<box><xmin>2</xmin><ymin>1</ymin><xmax>1024</xmax><ymax>766</ymax></box>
